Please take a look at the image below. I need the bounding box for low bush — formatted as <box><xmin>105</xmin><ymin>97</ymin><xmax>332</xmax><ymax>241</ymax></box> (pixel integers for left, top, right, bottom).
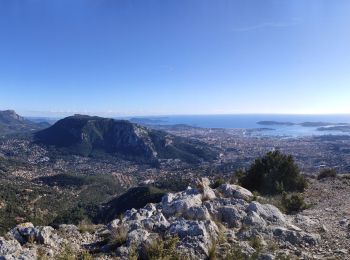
<box><xmin>210</xmin><ymin>177</ymin><xmax>226</xmax><ymax>189</ymax></box>
<box><xmin>230</xmin><ymin>169</ymin><xmax>245</xmax><ymax>184</ymax></box>
<box><xmin>281</xmin><ymin>192</ymin><xmax>308</xmax><ymax>214</ymax></box>
<box><xmin>317</xmin><ymin>168</ymin><xmax>337</xmax><ymax>180</ymax></box>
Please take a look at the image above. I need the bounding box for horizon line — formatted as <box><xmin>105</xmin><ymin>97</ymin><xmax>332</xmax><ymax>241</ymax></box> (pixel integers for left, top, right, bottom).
<box><xmin>21</xmin><ymin>112</ymin><xmax>350</xmax><ymax>119</ymax></box>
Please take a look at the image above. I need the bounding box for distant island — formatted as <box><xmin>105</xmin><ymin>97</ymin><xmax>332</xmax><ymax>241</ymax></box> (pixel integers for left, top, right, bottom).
<box><xmin>257</xmin><ymin>121</ymin><xmax>295</xmax><ymax>126</ymax></box>
<box><xmin>247</xmin><ymin>128</ymin><xmax>276</xmax><ymax>132</ymax></box>
<box><xmin>317</xmin><ymin>125</ymin><xmax>350</xmax><ymax>132</ymax></box>
<box><xmin>300</xmin><ymin>122</ymin><xmax>349</xmax><ymax>127</ymax></box>
<box><xmin>129</xmin><ymin>117</ymin><xmax>168</xmax><ymax>125</ymax></box>
<box><xmin>257</xmin><ymin>120</ymin><xmax>350</xmax><ymax>128</ymax></box>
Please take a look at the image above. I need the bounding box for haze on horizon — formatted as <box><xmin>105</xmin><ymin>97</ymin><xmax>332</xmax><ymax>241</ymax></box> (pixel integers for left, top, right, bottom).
<box><xmin>1</xmin><ymin>0</ymin><xmax>350</xmax><ymax>117</ymax></box>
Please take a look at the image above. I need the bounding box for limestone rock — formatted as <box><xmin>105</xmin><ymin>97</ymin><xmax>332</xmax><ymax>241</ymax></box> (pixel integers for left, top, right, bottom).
<box><xmin>246</xmin><ymin>202</ymin><xmax>286</xmax><ymax>225</ymax></box>
<box><xmin>0</xmin><ymin>237</ymin><xmax>22</xmax><ymax>256</ymax></box>
<box><xmin>184</xmin><ymin>206</ymin><xmax>211</xmax><ymax>220</ymax></box>
<box><xmin>161</xmin><ymin>189</ymin><xmax>203</xmax><ymax>216</ymax></box>
<box><xmin>244</xmin><ymin>211</ymin><xmax>267</xmax><ymax>228</ymax></box>
<box><xmin>273</xmin><ymin>227</ymin><xmax>320</xmax><ymax>246</ymax></box>
<box><xmin>0</xmin><ymin>237</ymin><xmax>36</xmax><ymax>260</ymax></box>
<box><xmin>1</xmin><ymin>182</ymin><xmax>323</xmax><ymax>260</ymax></box>
<box><xmin>218</xmin><ymin>206</ymin><xmax>246</xmax><ymax>228</ymax></box>
<box><xmin>126</xmin><ymin>229</ymin><xmax>150</xmax><ymax>247</ymax></box>
<box><xmin>218</xmin><ymin>184</ymin><xmax>253</xmax><ymax>201</ymax></box>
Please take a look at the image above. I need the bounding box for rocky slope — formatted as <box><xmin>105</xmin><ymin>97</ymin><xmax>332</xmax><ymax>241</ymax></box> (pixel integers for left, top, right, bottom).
<box><xmin>0</xmin><ymin>110</ymin><xmax>49</xmax><ymax>136</ymax></box>
<box><xmin>0</xmin><ymin>179</ymin><xmax>323</xmax><ymax>259</ymax></box>
<box><xmin>35</xmin><ymin>115</ymin><xmax>218</xmax><ymax>164</ymax></box>
<box><xmin>298</xmin><ymin>176</ymin><xmax>350</xmax><ymax>258</ymax></box>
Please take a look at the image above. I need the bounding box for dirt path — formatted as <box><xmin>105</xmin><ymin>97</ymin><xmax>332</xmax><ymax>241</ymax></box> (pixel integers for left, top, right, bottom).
<box><xmin>299</xmin><ymin>176</ymin><xmax>350</xmax><ymax>259</ymax></box>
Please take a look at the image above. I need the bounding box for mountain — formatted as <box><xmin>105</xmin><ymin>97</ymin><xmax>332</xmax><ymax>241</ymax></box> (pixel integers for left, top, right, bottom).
<box><xmin>34</xmin><ymin>114</ymin><xmax>218</xmax><ymax>163</ymax></box>
<box><xmin>0</xmin><ymin>110</ymin><xmax>50</xmax><ymax>136</ymax></box>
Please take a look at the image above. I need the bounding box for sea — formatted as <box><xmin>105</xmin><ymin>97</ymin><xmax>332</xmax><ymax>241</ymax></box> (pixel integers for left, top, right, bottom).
<box><xmin>126</xmin><ymin>114</ymin><xmax>350</xmax><ymax>138</ymax></box>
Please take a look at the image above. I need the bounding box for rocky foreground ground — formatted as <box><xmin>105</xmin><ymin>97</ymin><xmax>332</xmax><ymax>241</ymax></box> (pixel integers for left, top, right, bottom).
<box><xmin>299</xmin><ymin>176</ymin><xmax>350</xmax><ymax>259</ymax></box>
<box><xmin>1</xmin><ymin>177</ymin><xmax>349</xmax><ymax>260</ymax></box>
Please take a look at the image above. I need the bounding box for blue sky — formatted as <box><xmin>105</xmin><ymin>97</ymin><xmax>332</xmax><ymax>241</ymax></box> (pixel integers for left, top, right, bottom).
<box><xmin>0</xmin><ymin>0</ymin><xmax>349</xmax><ymax>116</ymax></box>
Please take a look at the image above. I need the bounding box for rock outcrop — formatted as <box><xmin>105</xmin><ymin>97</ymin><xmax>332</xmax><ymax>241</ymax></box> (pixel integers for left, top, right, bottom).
<box><xmin>0</xmin><ymin>179</ymin><xmax>321</xmax><ymax>259</ymax></box>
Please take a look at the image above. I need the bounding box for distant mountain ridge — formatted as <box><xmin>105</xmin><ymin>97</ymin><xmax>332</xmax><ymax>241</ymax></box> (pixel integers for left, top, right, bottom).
<box><xmin>34</xmin><ymin>114</ymin><xmax>218</xmax><ymax>164</ymax></box>
<box><xmin>0</xmin><ymin>110</ymin><xmax>50</xmax><ymax>136</ymax></box>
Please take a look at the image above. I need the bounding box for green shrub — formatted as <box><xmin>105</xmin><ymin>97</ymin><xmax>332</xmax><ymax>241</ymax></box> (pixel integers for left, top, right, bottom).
<box><xmin>238</xmin><ymin>151</ymin><xmax>307</xmax><ymax>195</ymax></box>
<box><xmin>317</xmin><ymin>168</ymin><xmax>337</xmax><ymax>180</ymax></box>
<box><xmin>52</xmin><ymin>204</ymin><xmax>91</xmax><ymax>226</ymax></box>
<box><xmin>211</xmin><ymin>177</ymin><xmax>226</xmax><ymax>189</ymax></box>
<box><xmin>230</xmin><ymin>169</ymin><xmax>245</xmax><ymax>184</ymax></box>
<box><xmin>281</xmin><ymin>192</ymin><xmax>307</xmax><ymax>214</ymax></box>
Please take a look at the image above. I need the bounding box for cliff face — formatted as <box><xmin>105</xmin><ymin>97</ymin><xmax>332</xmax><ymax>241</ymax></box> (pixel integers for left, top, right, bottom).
<box><xmin>35</xmin><ymin>115</ymin><xmax>218</xmax><ymax>163</ymax></box>
<box><xmin>0</xmin><ymin>179</ymin><xmax>322</xmax><ymax>259</ymax></box>
<box><xmin>0</xmin><ymin>110</ymin><xmax>48</xmax><ymax>136</ymax></box>
<box><xmin>0</xmin><ymin>110</ymin><xmax>25</xmax><ymax>123</ymax></box>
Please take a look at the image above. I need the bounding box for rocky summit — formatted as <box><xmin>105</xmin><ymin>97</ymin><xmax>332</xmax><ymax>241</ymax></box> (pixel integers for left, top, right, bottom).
<box><xmin>0</xmin><ymin>179</ymin><xmax>321</xmax><ymax>259</ymax></box>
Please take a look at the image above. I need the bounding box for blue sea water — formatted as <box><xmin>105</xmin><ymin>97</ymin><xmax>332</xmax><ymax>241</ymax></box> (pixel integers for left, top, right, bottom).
<box><xmin>127</xmin><ymin>114</ymin><xmax>350</xmax><ymax>137</ymax></box>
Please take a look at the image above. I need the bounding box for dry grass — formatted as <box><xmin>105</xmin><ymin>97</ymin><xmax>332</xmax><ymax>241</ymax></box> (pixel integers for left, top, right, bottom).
<box><xmin>108</xmin><ymin>224</ymin><xmax>128</xmax><ymax>248</ymax></box>
<box><xmin>143</xmin><ymin>235</ymin><xmax>180</xmax><ymax>260</ymax></box>
<box><xmin>78</xmin><ymin>219</ymin><xmax>96</xmax><ymax>234</ymax></box>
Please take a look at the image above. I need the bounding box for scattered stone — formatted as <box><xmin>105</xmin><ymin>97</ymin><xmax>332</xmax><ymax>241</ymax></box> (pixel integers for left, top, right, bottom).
<box><xmin>336</xmin><ymin>248</ymin><xmax>348</xmax><ymax>255</ymax></box>
<box><xmin>320</xmin><ymin>224</ymin><xmax>328</xmax><ymax>233</ymax></box>
<box><xmin>339</xmin><ymin>218</ymin><xmax>348</xmax><ymax>226</ymax></box>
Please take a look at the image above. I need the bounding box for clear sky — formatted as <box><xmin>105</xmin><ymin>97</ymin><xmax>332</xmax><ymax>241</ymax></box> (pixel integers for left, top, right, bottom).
<box><xmin>0</xmin><ymin>0</ymin><xmax>350</xmax><ymax>117</ymax></box>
